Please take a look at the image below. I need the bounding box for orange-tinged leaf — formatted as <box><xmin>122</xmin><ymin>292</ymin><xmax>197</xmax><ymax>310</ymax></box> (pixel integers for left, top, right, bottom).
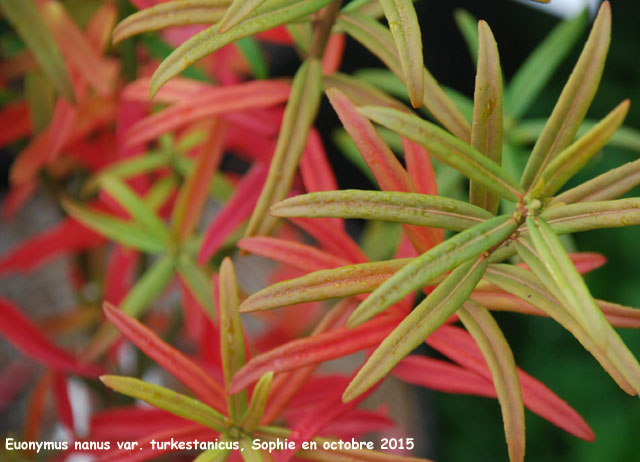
<box><xmin>171</xmin><ymin>119</ymin><xmax>226</xmax><ymax>241</ymax></box>
<box><xmin>103</xmin><ymin>303</ymin><xmax>227</xmax><ymax>412</ymax></box>
<box><xmin>402</xmin><ymin>137</ymin><xmax>437</xmax><ymax>195</ymax></box>
<box><xmin>38</xmin><ymin>0</ymin><xmax>115</xmax><ymax>96</ymax></box>
<box><xmin>469</xmin><ymin>21</ymin><xmax>503</xmax><ymax>215</ymax></box>
<box><xmin>0</xmin><ymin>297</ymin><xmax>102</xmax><ymax>377</ymax></box>
<box><xmin>238</xmin><ymin>237</ymin><xmax>350</xmax><ymax>273</ymax></box>
<box><xmin>113</xmin><ymin>0</ymin><xmax>230</xmax><ymax>44</ymax></box>
<box><xmin>126</xmin><ymin>80</ymin><xmax>290</xmax><ymax>147</ymax></box>
<box><xmin>0</xmin><ymin>0</ymin><xmax>74</xmax><ymax>101</ymax></box>
<box><xmin>321</xmin><ymin>33</ymin><xmax>346</xmax><ymax>74</ymax></box>
<box><xmin>520</xmin><ymin>2</ymin><xmax>611</xmax><ymax>190</ymax></box>
<box><xmin>245</xmin><ymin>59</ymin><xmax>323</xmax><ymax>238</ymax></box>
<box><xmin>290</xmin><ymin>217</ymin><xmax>368</xmax><ymax>263</ymax></box>
<box><xmin>428</xmin><ymin>324</ymin><xmax>594</xmax><ymax>441</ymax></box>
<box><xmin>230</xmin><ymin>315</ymin><xmax>396</xmax><ymax>392</ymax></box>
<box><xmin>238</xmin><ymin>259</ymin><xmax>411</xmax><ymax>312</ymax></box>
<box><xmin>458</xmin><ymin>301</ymin><xmax>525</xmax><ymax>462</ymax></box>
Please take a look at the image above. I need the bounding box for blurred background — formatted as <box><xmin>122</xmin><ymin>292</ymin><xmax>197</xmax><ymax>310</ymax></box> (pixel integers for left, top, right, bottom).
<box><xmin>1</xmin><ymin>1</ymin><xmax>640</xmax><ymax>461</ymax></box>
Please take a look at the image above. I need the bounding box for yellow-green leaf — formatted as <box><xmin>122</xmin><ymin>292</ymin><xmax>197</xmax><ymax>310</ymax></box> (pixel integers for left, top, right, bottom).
<box><xmin>240</xmin><ymin>371</ymin><xmax>273</xmax><ymax>432</ymax></box>
<box><xmin>218</xmin><ymin>0</ymin><xmax>267</xmax><ymax>33</ymax></box>
<box><xmin>458</xmin><ymin>301</ymin><xmax>525</xmax><ymax>462</ymax></box>
<box><xmin>358</xmin><ymin>106</ymin><xmax>522</xmax><ymax>202</ymax></box>
<box><xmin>271</xmin><ymin>190</ymin><xmax>493</xmax><ymax>231</ymax></box>
<box><xmin>112</xmin><ymin>0</ymin><xmax>230</xmax><ymax>44</ymax></box>
<box><xmin>245</xmin><ymin>58</ymin><xmax>323</xmax><ymax>238</ymax></box>
<box><xmin>343</xmin><ymin>256</ymin><xmax>488</xmax><ymax>402</ymax></box>
<box><xmin>347</xmin><ymin>215</ymin><xmax>517</xmax><ymax>327</ymax></box>
<box><xmin>219</xmin><ymin>257</ymin><xmax>247</xmax><ymax>420</ymax></box>
<box><xmin>100</xmin><ymin>375</ymin><xmax>229</xmax><ymax>432</ymax></box>
<box><xmin>520</xmin><ymin>2</ymin><xmax>611</xmax><ymax>190</ymax></box>
<box><xmin>469</xmin><ymin>21</ymin><xmax>503</xmax><ymax>215</ymax></box>
<box><xmin>150</xmin><ymin>0</ymin><xmax>330</xmax><ymax>96</ymax></box>
<box><xmin>378</xmin><ymin>0</ymin><xmax>423</xmax><ymax>107</ymax></box>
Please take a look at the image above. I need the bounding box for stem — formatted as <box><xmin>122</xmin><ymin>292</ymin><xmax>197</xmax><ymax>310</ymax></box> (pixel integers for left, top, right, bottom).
<box><xmin>310</xmin><ymin>0</ymin><xmax>343</xmax><ymax>58</ymax></box>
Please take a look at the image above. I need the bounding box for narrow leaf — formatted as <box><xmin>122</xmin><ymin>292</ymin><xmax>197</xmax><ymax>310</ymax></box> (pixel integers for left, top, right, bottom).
<box><xmin>553</xmin><ymin>158</ymin><xmax>640</xmax><ymax>204</ymax></box>
<box><xmin>217</xmin><ymin>257</ymin><xmax>247</xmax><ymax>420</ymax></box>
<box><xmin>0</xmin><ymin>0</ymin><xmax>74</xmax><ymax>101</ymax></box>
<box><xmin>245</xmin><ymin>58</ymin><xmax>323</xmax><ymax>238</ymax></box>
<box><xmin>520</xmin><ymin>2</ymin><xmax>611</xmax><ymax>190</ymax></box>
<box><xmin>239</xmin><ymin>259</ymin><xmax>411</xmax><ymax>312</ymax></box>
<box><xmin>343</xmin><ymin>257</ymin><xmax>488</xmax><ymax>402</ymax></box>
<box><xmin>62</xmin><ymin>199</ymin><xmax>165</xmax><ymax>253</ymax></box>
<box><xmin>378</xmin><ymin>0</ymin><xmax>423</xmax><ymax>107</ymax></box>
<box><xmin>103</xmin><ymin>303</ymin><xmax>227</xmax><ymax>412</ymax></box>
<box><xmin>337</xmin><ymin>12</ymin><xmax>470</xmax><ymax>140</ymax></box>
<box><xmin>469</xmin><ymin>21</ymin><xmax>503</xmax><ymax>215</ymax></box>
<box><xmin>100</xmin><ymin>375</ymin><xmax>229</xmax><ymax>432</ymax></box>
<box><xmin>534</xmin><ymin>100</ymin><xmax>629</xmax><ymax>198</ymax></box>
<box><xmin>0</xmin><ymin>297</ymin><xmax>102</xmax><ymax>377</ymax></box>
<box><xmin>99</xmin><ymin>176</ymin><xmax>170</xmax><ymax>243</ymax></box>
<box><xmin>458</xmin><ymin>301</ymin><xmax>525</xmax><ymax>462</ymax></box>
<box><xmin>150</xmin><ymin>0</ymin><xmax>330</xmax><ymax>96</ymax></box>
<box><xmin>271</xmin><ymin>190</ymin><xmax>493</xmax><ymax>231</ymax></box>
<box><xmin>176</xmin><ymin>257</ymin><xmax>217</xmax><ymax>320</ymax></box>
<box><xmin>230</xmin><ymin>316</ymin><xmax>395</xmax><ymax>392</ymax></box>
<box><xmin>359</xmin><ymin>106</ymin><xmax>522</xmax><ymax>202</ymax></box>
<box><xmin>113</xmin><ymin>0</ymin><xmax>230</xmax><ymax>43</ymax></box>
<box><xmin>453</xmin><ymin>9</ymin><xmax>478</xmax><ymax>66</ymax></box>
<box><xmin>240</xmin><ymin>371</ymin><xmax>273</xmax><ymax>432</ymax></box>
<box><xmin>542</xmin><ymin>198</ymin><xmax>640</xmax><ymax>234</ymax></box>
<box><xmin>347</xmin><ymin>215</ymin><xmax>517</xmax><ymax>327</ymax></box>
<box><xmin>505</xmin><ymin>9</ymin><xmax>588</xmax><ymax>119</ymax></box>
<box><xmin>219</xmin><ymin>0</ymin><xmax>266</xmax><ymax>33</ymax></box>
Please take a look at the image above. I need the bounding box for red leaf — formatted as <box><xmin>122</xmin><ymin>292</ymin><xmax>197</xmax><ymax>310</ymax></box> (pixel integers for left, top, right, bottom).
<box><xmin>427</xmin><ymin>324</ymin><xmax>595</xmax><ymax>441</ymax></box>
<box><xmin>291</xmin><ymin>218</ymin><xmax>368</xmax><ymax>264</ymax></box>
<box><xmin>0</xmin><ymin>102</ymin><xmax>31</xmax><ymax>148</ymax></box>
<box><xmin>238</xmin><ymin>237</ymin><xmax>350</xmax><ymax>273</ymax></box>
<box><xmin>0</xmin><ymin>298</ymin><xmax>103</xmax><ymax>377</ymax></box>
<box><xmin>104</xmin><ymin>246</ymin><xmax>139</xmax><ymax>306</ymax></box>
<box><xmin>122</xmin><ymin>77</ymin><xmax>210</xmax><ymax>104</ymax></box>
<box><xmin>230</xmin><ymin>315</ymin><xmax>397</xmax><ymax>393</ymax></box>
<box><xmin>198</xmin><ymin>163</ymin><xmax>268</xmax><ymax>263</ymax></box>
<box><xmin>52</xmin><ymin>371</ymin><xmax>74</xmax><ymax>432</ymax></box>
<box><xmin>516</xmin><ymin>252</ymin><xmax>606</xmax><ymax>275</ymax></box>
<box><xmin>125</xmin><ymin>80</ymin><xmax>291</xmax><ymax>148</ymax></box>
<box><xmin>0</xmin><ymin>361</ymin><xmax>33</xmax><ymax>412</ymax></box>
<box><xmin>322</xmin><ymin>34</ymin><xmax>346</xmax><ymax>75</ymax></box>
<box><xmin>402</xmin><ymin>138</ymin><xmax>438</xmax><ymax>196</ymax></box>
<box><xmin>0</xmin><ymin>218</ymin><xmax>103</xmax><ymax>275</ymax></box>
<box><xmin>103</xmin><ymin>303</ymin><xmax>227</xmax><ymax>412</ymax></box>
<box><xmin>90</xmin><ymin>406</ymin><xmax>191</xmax><ymax>440</ymax></box>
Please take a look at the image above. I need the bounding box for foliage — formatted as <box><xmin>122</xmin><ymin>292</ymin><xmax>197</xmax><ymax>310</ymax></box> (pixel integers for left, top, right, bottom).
<box><xmin>0</xmin><ymin>1</ymin><xmax>639</xmax><ymax>462</ymax></box>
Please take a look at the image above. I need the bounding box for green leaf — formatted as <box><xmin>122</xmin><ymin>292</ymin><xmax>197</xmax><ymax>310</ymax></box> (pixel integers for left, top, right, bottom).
<box><xmin>484</xmin><ymin>264</ymin><xmax>640</xmax><ymax>395</ymax></box>
<box><xmin>62</xmin><ymin>199</ymin><xmax>166</xmax><ymax>253</ymax></box>
<box><xmin>25</xmin><ymin>72</ymin><xmax>55</xmax><ymax>132</ymax></box>
<box><xmin>505</xmin><ymin>9</ymin><xmax>588</xmax><ymax>119</ymax></box>
<box><xmin>176</xmin><ymin>256</ymin><xmax>217</xmax><ymax>320</ymax></box>
<box><xmin>100</xmin><ymin>375</ymin><xmax>229</xmax><ymax>432</ymax></box>
<box><xmin>358</xmin><ymin>106</ymin><xmax>522</xmax><ymax>202</ymax></box>
<box><xmin>458</xmin><ymin>301</ymin><xmax>525</xmax><ymax>462</ymax></box>
<box><xmin>343</xmin><ymin>256</ymin><xmax>488</xmax><ymax>402</ymax></box>
<box><xmin>469</xmin><ymin>21</ymin><xmax>503</xmax><ymax>215</ymax></box>
<box><xmin>99</xmin><ymin>176</ymin><xmax>170</xmax><ymax>243</ymax></box>
<box><xmin>286</xmin><ymin>21</ymin><xmax>313</xmax><ymax>54</ymax></box>
<box><xmin>239</xmin><ymin>259</ymin><xmax>412</xmax><ymax>312</ymax></box>
<box><xmin>453</xmin><ymin>9</ymin><xmax>478</xmax><ymax>66</ymax></box>
<box><xmin>240</xmin><ymin>438</ymin><xmax>263</xmax><ymax>462</ymax></box>
<box><xmin>523</xmin><ymin>216</ymin><xmax>608</xmax><ymax>338</ymax></box>
<box><xmin>112</xmin><ymin>0</ymin><xmax>230</xmax><ymax>44</ymax></box>
<box><xmin>378</xmin><ymin>0</ymin><xmax>423</xmax><ymax>107</ymax></box>
<box><xmin>337</xmin><ymin>12</ymin><xmax>471</xmax><ymax>140</ymax></box>
<box><xmin>218</xmin><ymin>257</ymin><xmax>247</xmax><ymax>420</ymax></box>
<box><xmin>271</xmin><ymin>190</ymin><xmax>493</xmax><ymax>231</ymax></box>
<box><xmin>0</xmin><ymin>0</ymin><xmax>75</xmax><ymax>101</ymax></box>
<box><xmin>85</xmin><ymin>151</ymin><xmax>171</xmax><ymax>194</ymax></box>
<box><xmin>541</xmin><ymin>198</ymin><xmax>640</xmax><ymax>234</ymax></box>
<box><xmin>552</xmin><ymin>159</ymin><xmax>640</xmax><ymax>204</ymax></box>
<box><xmin>347</xmin><ymin>215</ymin><xmax>517</xmax><ymax>327</ymax></box>
<box><xmin>236</xmin><ymin>37</ymin><xmax>269</xmax><ymax>79</ymax></box>
<box><xmin>240</xmin><ymin>371</ymin><xmax>273</xmax><ymax>432</ymax></box>
<box><xmin>244</xmin><ymin>58</ymin><xmax>323</xmax><ymax>238</ymax></box>
<box><xmin>519</xmin><ymin>3</ymin><xmax>611</xmax><ymax>190</ymax></box>
<box><xmin>533</xmin><ymin>100</ymin><xmax>629</xmax><ymax>198</ymax></box>
<box><xmin>194</xmin><ymin>443</ymin><xmax>233</xmax><ymax>462</ymax></box>
<box><xmin>150</xmin><ymin>0</ymin><xmax>330</xmax><ymax>96</ymax></box>
<box><xmin>218</xmin><ymin>0</ymin><xmax>267</xmax><ymax>33</ymax></box>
